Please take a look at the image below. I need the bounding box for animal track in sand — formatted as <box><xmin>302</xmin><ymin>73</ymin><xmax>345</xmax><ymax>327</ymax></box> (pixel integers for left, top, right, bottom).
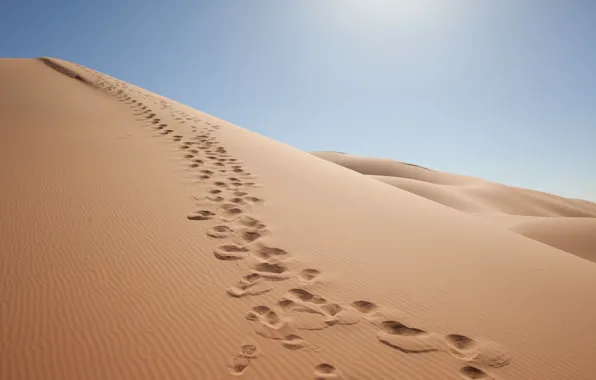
<box><xmin>314</xmin><ymin>363</ymin><xmax>340</xmax><ymax>379</ymax></box>
<box><xmin>213</xmin><ymin>244</ymin><xmax>249</xmax><ymax>261</ymax></box>
<box><xmin>445</xmin><ymin>334</ymin><xmax>511</xmax><ymax>368</ymax></box>
<box><xmin>187</xmin><ymin>210</ymin><xmax>215</xmax><ymax>220</ymax></box>
<box><xmin>459</xmin><ymin>366</ymin><xmax>493</xmax><ymax>379</ymax></box>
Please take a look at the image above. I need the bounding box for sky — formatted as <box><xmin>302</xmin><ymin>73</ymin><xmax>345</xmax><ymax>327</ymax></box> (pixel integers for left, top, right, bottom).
<box><xmin>2</xmin><ymin>0</ymin><xmax>595</xmax><ymax>201</ymax></box>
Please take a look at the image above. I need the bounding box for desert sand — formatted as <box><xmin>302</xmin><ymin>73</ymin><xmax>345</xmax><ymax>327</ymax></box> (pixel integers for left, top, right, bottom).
<box><xmin>1</xmin><ymin>57</ymin><xmax>595</xmax><ymax>380</ymax></box>
<box><xmin>312</xmin><ymin>152</ymin><xmax>596</xmax><ymax>263</ymax></box>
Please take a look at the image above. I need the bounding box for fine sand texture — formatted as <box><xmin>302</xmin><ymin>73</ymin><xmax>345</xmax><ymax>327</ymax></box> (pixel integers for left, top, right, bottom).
<box><xmin>313</xmin><ymin>151</ymin><xmax>596</xmax><ymax>263</ymax></box>
<box><xmin>2</xmin><ymin>58</ymin><xmax>596</xmax><ymax>380</ymax></box>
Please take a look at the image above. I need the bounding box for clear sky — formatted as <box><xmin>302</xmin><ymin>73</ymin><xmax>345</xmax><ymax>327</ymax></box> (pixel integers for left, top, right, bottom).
<box><xmin>2</xmin><ymin>0</ymin><xmax>595</xmax><ymax>201</ymax></box>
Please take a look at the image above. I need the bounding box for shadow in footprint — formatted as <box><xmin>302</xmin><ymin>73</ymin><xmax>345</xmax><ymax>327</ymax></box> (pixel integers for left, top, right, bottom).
<box><xmin>459</xmin><ymin>366</ymin><xmax>494</xmax><ymax>379</ymax></box>
<box><xmin>445</xmin><ymin>334</ymin><xmax>511</xmax><ymax>368</ymax></box>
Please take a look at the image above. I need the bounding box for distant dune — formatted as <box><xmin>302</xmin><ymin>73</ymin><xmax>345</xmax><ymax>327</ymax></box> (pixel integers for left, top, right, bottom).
<box><xmin>312</xmin><ymin>151</ymin><xmax>596</xmax><ymax>262</ymax></box>
<box><xmin>2</xmin><ymin>58</ymin><xmax>596</xmax><ymax>380</ymax></box>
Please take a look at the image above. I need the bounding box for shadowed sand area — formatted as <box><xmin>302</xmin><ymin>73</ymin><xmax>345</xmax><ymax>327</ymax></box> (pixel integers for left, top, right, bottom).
<box><xmin>1</xmin><ymin>58</ymin><xmax>596</xmax><ymax>380</ymax></box>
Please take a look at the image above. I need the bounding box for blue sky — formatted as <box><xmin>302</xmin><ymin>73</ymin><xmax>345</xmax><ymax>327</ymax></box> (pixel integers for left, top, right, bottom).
<box><xmin>2</xmin><ymin>0</ymin><xmax>595</xmax><ymax>201</ymax></box>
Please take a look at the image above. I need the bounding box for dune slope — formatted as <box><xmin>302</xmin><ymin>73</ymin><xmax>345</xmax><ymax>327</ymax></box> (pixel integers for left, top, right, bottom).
<box><xmin>2</xmin><ymin>58</ymin><xmax>596</xmax><ymax>380</ymax></box>
<box><xmin>313</xmin><ymin>151</ymin><xmax>596</xmax><ymax>262</ymax></box>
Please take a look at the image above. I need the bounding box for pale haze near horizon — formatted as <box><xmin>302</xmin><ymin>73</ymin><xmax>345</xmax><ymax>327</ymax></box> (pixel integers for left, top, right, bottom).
<box><xmin>2</xmin><ymin>0</ymin><xmax>595</xmax><ymax>201</ymax></box>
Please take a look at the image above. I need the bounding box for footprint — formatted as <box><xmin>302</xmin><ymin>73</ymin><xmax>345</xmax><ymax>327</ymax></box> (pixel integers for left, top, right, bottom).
<box><xmin>245</xmin><ymin>306</ymin><xmax>282</xmax><ymax>327</ymax></box>
<box><xmin>239</xmin><ymin>229</ymin><xmax>264</xmax><ymax>243</ymax></box>
<box><xmin>229</xmin><ymin>197</ymin><xmax>246</xmax><ymax>205</ymax></box>
<box><xmin>379</xmin><ymin>321</ymin><xmax>426</xmax><ymax>337</ymax></box>
<box><xmin>253</xmin><ymin>262</ymin><xmax>289</xmax><ymax>280</ymax></box>
<box><xmin>227</xmin><ymin>273</ymin><xmax>272</xmax><ymax>298</ymax></box>
<box><xmin>281</xmin><ymin>334</ymin><xmax>310</xmax><ymax>351</ymax></box>
<box><xmin>314</xmin><ymin>363</ymin><xmax>340</xmax><ymax>379</ymax></box>
<box><xmin>232</xmin><ymin>215</ymin><xmax>267</xmax><ymax>230</ymax></box>
<box><xmin>253</xmin><ymin>245</ymin><xmax>289</xmax><ymax>261</ymax></box>
<box><xmin>459</xmin><ymin>366</ymin><xmax>494</xmax><ymax>379</ymax></box>
<box><xmin>239</xmin><ymin>344</ymin><xmax>261</xmax><ymax>359</ymax></box>
<box><xmin>220</xmin><ymin>204</ymin><xmax>243</xmax><ymax>216</ymax></box>
<box><xmin>351</xmin><ymin>300</ymin><xmax>378</xmax><ymax>314</ymax></box>
<box><xmin>229</xmin><ymin>355</ymin><xmax>250</xmax><ymax>376</ymax></box>
<box><xmin>288</xmin><ymin>288</ymin><xmax>326</xmax><ymax>304</ymax></box>
<box><xmin>377</xmin><ymin>321</ymin><xmax>440</xmax><ymax>354</ymax></box>
<box><xmin>187</xmin><ymin>210</ymin><xmax>215</xmax><ymax>220</ymax></box>
<box><xmin>246</xmin><ymin>305</ymin><xmax>295</xmax><ymax>340</ymax></box>
<box><xmin>445</xmin><ymin>334</ymin><xmax>511</xmax><ymax>368</ymax></box>
<box><xmin>244</xmin><ymin>196</ymin><xmax>263</xmax><ymax>204</ymax></box>
<box><xmin>298</xmin><ymin>268</ymin><xmax>321</xmax><ymax>282</ymax></box>
<box><xmin>207</xmin><ymin>225</ymin><xmax>234</xmax><ymax>238</ymax></box>
<box><xmin>213</xmin><ymin>244</ymin><xmax>249</xmax><ymax>260</ymax></box>
<box><xmin>283</xmin><ymin>289</ymin><xmax>337</xmax><ymax>330</ymax></box>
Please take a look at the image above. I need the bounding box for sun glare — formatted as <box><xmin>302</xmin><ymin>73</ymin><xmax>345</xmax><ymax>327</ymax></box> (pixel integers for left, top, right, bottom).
<box><xmin>330</xmin><ymin>0</ymin><xmax>448</xmax><ymax>30</ymax></box>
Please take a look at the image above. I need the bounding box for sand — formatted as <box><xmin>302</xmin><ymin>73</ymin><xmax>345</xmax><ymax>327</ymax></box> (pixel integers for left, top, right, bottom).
<box><xmin>313</xmin><ymin>151</ymin><xmax>596</xmax><ymax>263</ymax></box>
<box><xmin>1</xmin><ymin>57</ymin><xmax>595</xmax><ymax>380</ymax></box>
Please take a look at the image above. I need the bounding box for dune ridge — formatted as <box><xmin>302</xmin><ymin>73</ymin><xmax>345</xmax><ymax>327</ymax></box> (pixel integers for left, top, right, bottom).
<box><xmin>1</xmin><ymin>57</ymin><xmax>596</xmax><ymax>380</ymax></box>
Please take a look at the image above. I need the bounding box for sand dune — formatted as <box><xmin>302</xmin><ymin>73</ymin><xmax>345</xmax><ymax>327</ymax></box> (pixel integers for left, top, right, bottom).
<box><xmin>2</xmin><ymin>58</ymin><xmax>596</xmax><ymax>380</ymax></box>
<box><xmin>312</xmin><ymin>151</ymin><xmax>596</xmax><ymax>262</ymax></box>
